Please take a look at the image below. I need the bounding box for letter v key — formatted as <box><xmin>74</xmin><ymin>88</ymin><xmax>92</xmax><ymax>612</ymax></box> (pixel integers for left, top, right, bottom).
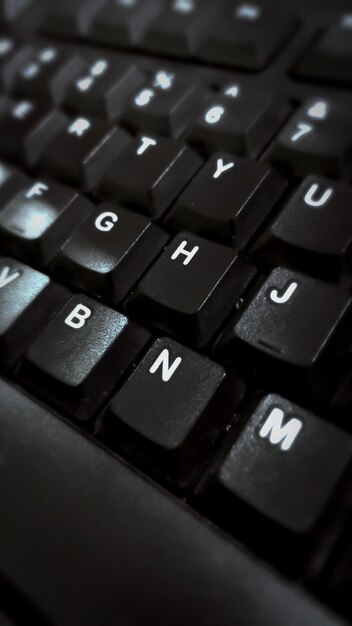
<box><xmin>0</xmin><ymin>266</ymin><xmax>20</xmax><ymax>289</ymax></box>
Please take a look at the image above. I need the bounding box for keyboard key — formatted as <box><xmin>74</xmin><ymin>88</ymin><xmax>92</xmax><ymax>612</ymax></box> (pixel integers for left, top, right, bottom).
<box><xmin>199</xmin><ymin>3</ymin><xmax>295</xmax><ymax>70</ymax></box>
<box><xmin>0</xmin><ymin>161</ymin><xmax>29</xmax><ymax>205</ymax></box>
<box><xmin>89</xmin><ymin>0</ymin><xmax>162</xmax><ymax>47</ymax></box>
<box><xmin>0</xmin><ymin>37</ymin><xmax>33</xmax><ymax>88</ymax></box>
<box><xmin>53</xmin><ymin>202</ymin><xmax>169</xmax><ymax>303</ymax></box>
<box><xmin>294</xmin><ymin>14</ymin><xmax>352</xmax><ymax>87</ymax></box>
<box><xmin>64</xmin><ymin>57</ymin><xmax>145</xmax><ymax>121</ymax></box>
<box><xmin>42</xmin><ymin>115</ymin><xmax>131</xmax><ymax>191</ymax></box>
<box><xmin>0</xmin><ymin>99</ymin><xmax>67</xmax><ymax>167</ymax></box>
<box><xmin>13</xmin><ymin>45</ymin><xmax>87</xmax><ymax>105</ymax></box>
<box><xmin>188</xmin><ymin>86</ymin><xmax>291</xmax><ymax>158</ymax></box>
<box><xmin>0</xmin><ymin>0</ymin><xmax>29</xmax><ymax>20</ymax></box>
<box><xmin>99</xmin><ymin>133</ymin><xmax>202</xmax><ymax>218</ymax></box>
<box><xmin>127</xmin><ymin>232</ymin><xmax>256</xmax><ymax>346</ymax></box>
<box><xmin>265</xmin><ymin>97</ymin><xmax>352</xmax><ymax>180</ymax></box>
<box><xmin>104</xmin><ymin>336</ymin><xmax>243</xmax><ymax>486</ymax></box>
<box><xmin>0</xmin><ymin>378</ymin><xmax>342</xmax><ymax>626</ymax></box>
<box><xmin>252</xmin><ymin>176</ymin><xmax>352</xmax><ymax>282</ymax></box>
<box><xmin>0</xmin><ymin>178</ymin><xmax>92</xmax><ymax>267</ymax></box>
<box><xmin>165</xmin><ymin>153</ymin><xmax>287</xmax><ymax>247</ymax></box>
<box><xmin>199</xmin><ymin>394</ymin><xmax>352</xmax><ymax>563</ymax></box>
<box><xmin>123</xmin><ymin>69</ymin><xmax>208</xmax><ymax>138</ymax></box>
<box><xmin>19</xmin><ymin>294</ymin><xmax>150</xmax><ymax>420</ymax></box>
<box><xmin>0</xmin><ymin>257</ymin><xmax>69</xmax><ymax>367</ymax></box>
<box><xmin>215</xmin><ymin>268</ymin><xmax>352</xmax><ymax>399</ymax></box>
<box><xmin>42</xmin><ymin>0</ymin><xmax>106</xmax><ymax>36</ymax></box>
<box><xmin>142</xmin><ymin>0</ymin><xmax>216</xmax><ymax>57</ymax></box>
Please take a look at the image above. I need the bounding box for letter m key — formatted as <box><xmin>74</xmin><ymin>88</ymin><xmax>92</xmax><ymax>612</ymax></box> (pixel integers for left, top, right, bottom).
<box><xmin>259</xmin><ymin>407</ymin><xmax>303</xmax><ymax>451</ymax></box>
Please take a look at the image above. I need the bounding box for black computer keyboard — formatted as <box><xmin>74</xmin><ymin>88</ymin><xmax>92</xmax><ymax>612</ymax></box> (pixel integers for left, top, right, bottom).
<box><xmin>0</xmin><ymin>0</ymin><xmax>352</xmax><ymax>624</ymax></box>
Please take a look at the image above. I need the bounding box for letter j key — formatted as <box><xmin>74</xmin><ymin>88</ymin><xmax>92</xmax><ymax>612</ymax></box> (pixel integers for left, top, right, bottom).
<box><xmin>215</xmin><ymin>267</ymin><xmax>352</xmax><ymax>401</ymax></box>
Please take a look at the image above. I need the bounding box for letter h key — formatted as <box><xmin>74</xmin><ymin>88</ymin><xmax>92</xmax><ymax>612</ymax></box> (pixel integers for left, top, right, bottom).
<box><xmin>127</xmin><ymin>232</ymin><xmax>255</xmax><ymax>347</ymax></box>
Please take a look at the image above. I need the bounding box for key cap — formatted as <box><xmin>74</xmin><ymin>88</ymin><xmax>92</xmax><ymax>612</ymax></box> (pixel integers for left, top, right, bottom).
<box><xmin>165</xmin><ymin>153</ymin><xmax>287</xmax><ymax>247</ymax></box>
<box><xmin>89</xmin><ymin>0</ymin><xmax>162</xmax><ymax>47</ymax></box>
<box><xmin>142</xmin><ymin>0</ymin><xmax>216</xmax><ymax>57</ymax></box>
<box><xmin>0</xmin><ymin>37</ymin><xmax>33</xmax><ymax>88</ymax></box>
<box><xmin>265</xmin><ymin>97</ymin><xmax>352</xmax><ymax>180</ymax></box>
<box><xmin>64</xmin><ymin>57</ymin><xmax>145</xmax><ymax>121</ymax></box>
<box><xmin>13</xmin><ymin>45</ymin><xmax>87</xmax><ymax>105</ymax></box>
<box><xmin>215</xmin><ymin>267</ymin><xmax>352</xmax><ymax>400</ymax></box>
<box><xmin>127</xmin><ymin>232</ymin><xmax>256</xmax><ymax>346</ymax></box>
<box><xmin>104</xmin><ymin>336</ymin><xmax>243</xmax><ymax>487</ymax></box>
<box><xmin>0</xmin><ymin>177</ymin><xmax>92</xmax><ymax>268</ymax></box>
<box><xmin>0</xmin><ymin>0</ymin><xmax>29</xmax><ymax>20</ymax></box>
<box><xmin>19</xmin><ymin>294</ymin><xmax>150</xmax><ymax>420</ymax></box>
<box><xmin>199</xmin><ymin>2</ymin><xmax>295</xmax><ymax>70</ymax></box>
<box><xmin>0</xmin><ymin>378</ymin><xmax>344</xmax><ymax>626</ymax></box>
<box><xmin>53</xmin><ymin>202</ymin><xmax>168</xmax><ymax>303</ymax></box>
<box><xmin>0</xmin><ymin>161</ymin><xmax>29</xmax><ymax>206</ymax></box>
<box><xmin>252</xmin><ymin>176</ymin><xmax>352</xmax><ymax>282</ymax></box>
<box><xmin>188</xmin><ymin>86</ymin><xmax>291</xmax><ymax>158</ymax></box>
<box><xmin>0</xmin><ymin>257</ymin><xmax>68</xmax><ymax>367</ymax></box>
<box><xmin>42</xmin><ymin>0</ymin><xmax>106</xmax><ymax>36</ymax></box>
<box><xmin>198</xmin><ymin>394</ymin><xmax>352</xmax><ymax>566</ymax></box>
<box><xmin>123</xmin><ymin>69</ymin><xmax>208</xmax><ymax>138</ymax></box>
<box><xmin>0</xmin><ymin>99</ymin><xmax>67</xmax><ymax>167</ymax></box>
<box><xmin>42</xmin><ymin>115</ymin><xmax>131</xmax><ymax>191</ymax></box>
<box><xmin>294</xmin><ymin>14</ymin><xmax>352</xmax><ymax>87</ymax></box>
<box><xmin>99</xmin><ymin>133</ymin><xmax>202</xmax><ymax>218</ymax></box>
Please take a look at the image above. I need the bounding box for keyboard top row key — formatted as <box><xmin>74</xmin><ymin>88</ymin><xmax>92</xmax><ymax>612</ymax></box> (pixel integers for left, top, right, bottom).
<box><xmin>88</xmin><ymin>0</ymin><xmax>163</xmax><ymax>47</ymax></box>
<box><xmin>42</xmin><ymin>0</ymin><xmax>106</xmax><ymax>37</ymax></box>
<box><xmin>198</xmin><ymin>3</ymin><xmax>296</xmax><ymax>70</ymax></box>
<box><xmin>294</xmin><ymin>13</ymin><xmax>352</xmax><ymax>87</ymax></box>
<box><xmin>86</xmin><ymin>0</ymin><xmax>297</xmax><ymax>69</ymax></box>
